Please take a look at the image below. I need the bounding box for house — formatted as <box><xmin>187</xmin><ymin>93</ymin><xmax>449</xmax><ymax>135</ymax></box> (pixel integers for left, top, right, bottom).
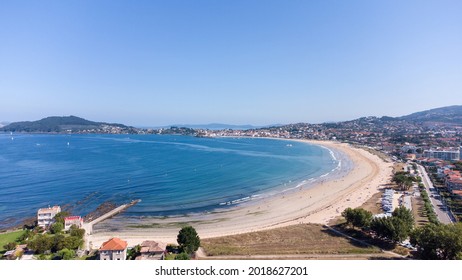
<box><xmin>452</xmin><ymin>190</ymin><xmax>462</xmax><ymax>199</ymax></box>
<box><xmin>135</xmin><ymin>241</ymin><xmax>166</xmax><ymax>260</ymax></box>
<box><xmin>443</xmin><ymin>170</ymin><xmax>462</xmax><ymax>190</ymax></box>
<box><xmin>37</xmin><ymin>206</ymin><xmax>61</xmax><ymax>228</ymax></box>
<box><xmin>446</xmin><ymin>176</ymin><xmax>462</xmax><ymax>191</ymax></box>
<box><xmin>64</xmin><ymin>216</ymin><xmax>83</xmax><ymax>231</ymax></box>
<box><xmin>99</xmin><ymin>237</ymin><xmax>128</xmax><ymax>260</ymax></box>
<box><xmin>437</xmin><ymin>166</ymin><xmax>457</xmax><ymax>178</ymax></box>
<box><xmin>2</xmin><ymin>244</ymin><xmax>27</xmax><ymax>260</ymax></box>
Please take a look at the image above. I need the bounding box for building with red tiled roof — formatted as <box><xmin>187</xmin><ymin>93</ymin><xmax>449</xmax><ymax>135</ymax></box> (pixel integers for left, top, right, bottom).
<box><xmin>443</xmin><ymin>169</ymin><xmax>462</xmax><ymax>190</ymax></box>
<box><xmin>447</xmin><ymin>176</ymin><xmax>462</xmax><ymax>191</ymax></box>
<box><xmin>99</xmin><ymin>237</ymin><xmax>128</xmax><ymax>260</ymax></box>
<box><xmin>452</xmin><ymin>190</ymin><xmax>462</xmax><ymax>198</ymax></box>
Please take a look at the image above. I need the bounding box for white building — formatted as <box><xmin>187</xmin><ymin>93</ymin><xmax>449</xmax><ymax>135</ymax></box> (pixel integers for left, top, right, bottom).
<box><xmin>423</xmin><ymin>148</ymin><xmax>460</xmax><ymax>161</ymax></box>
<box><xmin>37</xmin><ymin>206</ymin><xmax>61</xmax><ymax>228</ymax></box>
<box><xmin>401</xmin><ymin>144</ymin><xmax>418</xmax><ymax>153</ymax></box>
<box><xmin>64</xmin><ymin>216</ymin><xmax>83</xmax><ymax>231</ymax></box>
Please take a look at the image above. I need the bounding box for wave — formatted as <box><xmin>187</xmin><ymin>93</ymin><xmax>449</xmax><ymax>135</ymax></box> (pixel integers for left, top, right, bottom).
<box><xmin>219</xmin><ymin>194</ymin><xmax>261</xmax><ymax>206</ymax></box>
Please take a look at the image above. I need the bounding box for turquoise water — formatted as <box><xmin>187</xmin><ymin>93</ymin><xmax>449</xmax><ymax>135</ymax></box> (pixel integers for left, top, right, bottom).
<box><xmin>0</xmin><ymin>134</ymin><xmax>338</xmax><ymax>229</ymax></box>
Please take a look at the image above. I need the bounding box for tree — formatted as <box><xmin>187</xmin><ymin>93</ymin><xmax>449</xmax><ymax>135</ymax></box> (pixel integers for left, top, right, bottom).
<box><xmin>28</xmin><ymin>235</ymin><xmax>52</xmax><ymax>254</ymax></box>
<box><xmin>390</xmin><ymin>217</ymin><xmax>410</xmax><ymax>243</ymax></box>
<box><xmin>371</xmin><ymin>217</ymin><xmax>395</xmax><ymax>240</ymax></box>
<box><xmin>177</xmin><ymin>226</ymin><xmax>201</xmax><ymax>254</ymax></box>
<box><xmin>370</xmin><ymin>207</ymin><xmax>414</xmax><ymax>243</ymax></box>
<box><xmin>392</xmin><ymin>206</ymin><xmax>414</xmax><ymax>235</ymax></box>
<box><xmin>392</xmin><ymin>172</ymin><xmax>415</xmax><ymax>191</ymax></box>
<box><xmin>51</xmin><ymin>234</ymin><xmax>66</xmax><ymax>253</ymax></box>
<box><xmin>392</xmin><ymin>172</ymin><xmax>407</xmax><ymax>189</ymax></box>
<box><xmin>342</xmin><ymin>208</ymin><xmax>373</xmax><ymax>229</ymax></box>
<box><xmin>403</xmin><ymin>180</ymin><xmax>413</xmax><ymax>191</ymax></box>
<box><xmin>50</xmin><ymin>222</ymin><xmax>64</xmax><ymax>234</ymax></box>
<box><xmin>62</xmin><ymin>236</ymin><xmax>83</xmax><ymax>250</ymax></box>
<box><xmin>69</xmin><ymin>225</ymin><xmax>85</xmax><ymax>239</ymax></box>
<box><xmin>57</xmin><ymin>248</ymin><xmax>76</xmax><ymax>260</ymax></box>
<box><xmin>127</xmin><ymin>245</ymin><xmax>141</xmax><ymax>260</ymax></box>
<box><xmin>53</xmin><ymin>211</ymin><xmax>70</xmax><ymax>225</ymax></box>
<box><xmin>441</xmin><ymin>223</ymin><xmax>462</xmax><ymax>260</ymax></box>
<box><xmin>410</xmin><ymin>223</ymin><xmax>462</xmax><ymax>260</ymax></box>
<box><xmin>3</xmin><ymin>242</ymin><xmax>17</xmax><ymax>251</ymax></box>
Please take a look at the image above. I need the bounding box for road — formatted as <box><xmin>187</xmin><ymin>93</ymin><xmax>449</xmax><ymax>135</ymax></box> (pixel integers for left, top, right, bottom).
<box><xmin>417</xmin><ymin>165</ymin><xmax>454</xmax><ymax>224</ymax></box>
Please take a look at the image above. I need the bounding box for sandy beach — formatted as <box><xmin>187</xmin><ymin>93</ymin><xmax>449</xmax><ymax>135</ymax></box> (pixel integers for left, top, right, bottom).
<box><xmin>87</xmin><ymin>140</ymin><xmax>393</xmax><ymax>249</ymax></box>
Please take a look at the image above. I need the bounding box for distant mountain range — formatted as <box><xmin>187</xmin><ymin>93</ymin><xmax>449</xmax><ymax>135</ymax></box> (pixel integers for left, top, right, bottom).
<box><xmin>1</xmin><ymin>105</ymin><xmax>461</xmax><ymax>133</ymax></box>
<box><xmin>397</xmin><ymin>105</ymin><xmax>462</xmax><ymax>124</ymax></box>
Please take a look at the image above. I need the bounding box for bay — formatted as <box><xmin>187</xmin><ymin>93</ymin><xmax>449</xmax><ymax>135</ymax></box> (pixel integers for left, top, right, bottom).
<box><xmin>0</xmin><ymin>134</ymin><xmax>338</xmax><ymax>229</ymax></box>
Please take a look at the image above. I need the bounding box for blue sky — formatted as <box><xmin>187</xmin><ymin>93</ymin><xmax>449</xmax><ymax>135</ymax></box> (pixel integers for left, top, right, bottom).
<box><xmin>1</xmin><ymin>0</ymin><xmax>461</xmax><ymax>126</ymax></box>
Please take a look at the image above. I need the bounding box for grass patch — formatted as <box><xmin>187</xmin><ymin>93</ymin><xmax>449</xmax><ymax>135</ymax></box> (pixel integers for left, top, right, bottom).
<box><xmin>392</xmin><ymin>246</ymin><xmax>410</xmax><ymax>256</ymax></box>
<box><xmin>164</xmin><ymin>253</ymin><xmax>180</xmax><ymax>260</ymax></box>
<box><xmin>360</xmin><ymin>191</ymin><xmax>384</xmax><ymax>215</ymax></box>
<box><xmin>393</xmin><ymin>163</ymin><xmax>406</xmax><ymax>173</ymax></box>
<box><xmin>201</xmin><ymin>224</ymin><xmax>381</xmax><ymax>256</ymax></box>
<box><xmin>0</xmin><ymin>230</ymin><xmax>25</xmax><ymax>254</ymax></box>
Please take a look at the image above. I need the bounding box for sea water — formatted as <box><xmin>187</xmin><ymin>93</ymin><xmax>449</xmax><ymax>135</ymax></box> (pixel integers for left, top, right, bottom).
<box><xmin>0</xmin><ymin>134</ymin><xmax>339</xmax><ymax>229</ymax></box>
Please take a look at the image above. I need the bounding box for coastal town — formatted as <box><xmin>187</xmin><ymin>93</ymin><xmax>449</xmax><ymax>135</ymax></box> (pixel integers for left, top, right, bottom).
<box><xmin>1</xmin><ymin>106</ymin><xmax>462</xmax><ymax>260</ymax></box>
<box><xmin>2</xmin><ymin>3</ymin><xmax>461</xmax><ymax>280</ymax></box>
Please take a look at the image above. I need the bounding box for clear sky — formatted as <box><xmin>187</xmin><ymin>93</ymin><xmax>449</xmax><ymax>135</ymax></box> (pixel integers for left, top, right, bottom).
<box><xmin>1</xmin><ymin>0</ymin><xmax>461</xmax><ymax>126</ymax></box>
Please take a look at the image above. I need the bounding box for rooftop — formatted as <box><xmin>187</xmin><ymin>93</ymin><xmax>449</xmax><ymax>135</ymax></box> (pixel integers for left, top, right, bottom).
<box><xmin>64</xmin><ymin>216</ymin><xmax>82</xmax><ymax>221</ymax></box>
<box><xmin>37</xmin><ymin>206</ymin><xmax>61</xmax><ymax>214</ymax></box>
<box><xmin>140</xmin><ymin>240</ymin><xmax>166</xmax><ymax>253</ymax></box>
<box><xmin>100</xmin><ymin>237</ymin><xmax>128</xmax><ymax>251</ymax></box>
<box><xmin>452</xmin><ymin>190</ymin><xmax>462</xmax><ymax>196</ymax></box>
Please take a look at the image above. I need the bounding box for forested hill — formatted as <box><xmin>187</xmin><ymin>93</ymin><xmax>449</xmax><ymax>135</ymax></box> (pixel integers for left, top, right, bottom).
<box><xmin>397</xmin><ymin>105</ymin><xmax>462</xmax><ymax>124</ymax></box>
<box><xmin>0</xmin><ymin>116</ymin><xmax>136</xmax><ymax>133</ymax></box>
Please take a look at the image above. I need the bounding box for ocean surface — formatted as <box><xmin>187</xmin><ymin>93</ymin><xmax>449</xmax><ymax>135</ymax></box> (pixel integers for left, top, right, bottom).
<box><xmin>0</xmin><ymin>134</ymin><xmax>340</xmax><ymax>229</ymax></box>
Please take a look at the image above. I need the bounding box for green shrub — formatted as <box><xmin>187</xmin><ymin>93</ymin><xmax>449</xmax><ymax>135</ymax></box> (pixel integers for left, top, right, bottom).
<box><xmin>3</xmin><ymin>242</ymin><xmax>17</xmax><ymax>251</ymax></box>
<box><xmin>50</xmin><ymin>223</ymin><xmax>64</xmax><ymax>234</ymax></box>
<box><xmin>174</xmin><ymin>252</ymin><xmax>190</xmax><ymax>260</ymax></box>
<box><xmin>57</xmin><ymin>248</ymin><xmax>76</xmax><ymax>260</ymax></box>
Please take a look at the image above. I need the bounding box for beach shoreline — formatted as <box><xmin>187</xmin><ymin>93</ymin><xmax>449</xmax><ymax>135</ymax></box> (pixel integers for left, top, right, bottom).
<box><xmin>87</xmin><ymin>140</ymin><xmax>394</xmax><ymax>249</ymax></box>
